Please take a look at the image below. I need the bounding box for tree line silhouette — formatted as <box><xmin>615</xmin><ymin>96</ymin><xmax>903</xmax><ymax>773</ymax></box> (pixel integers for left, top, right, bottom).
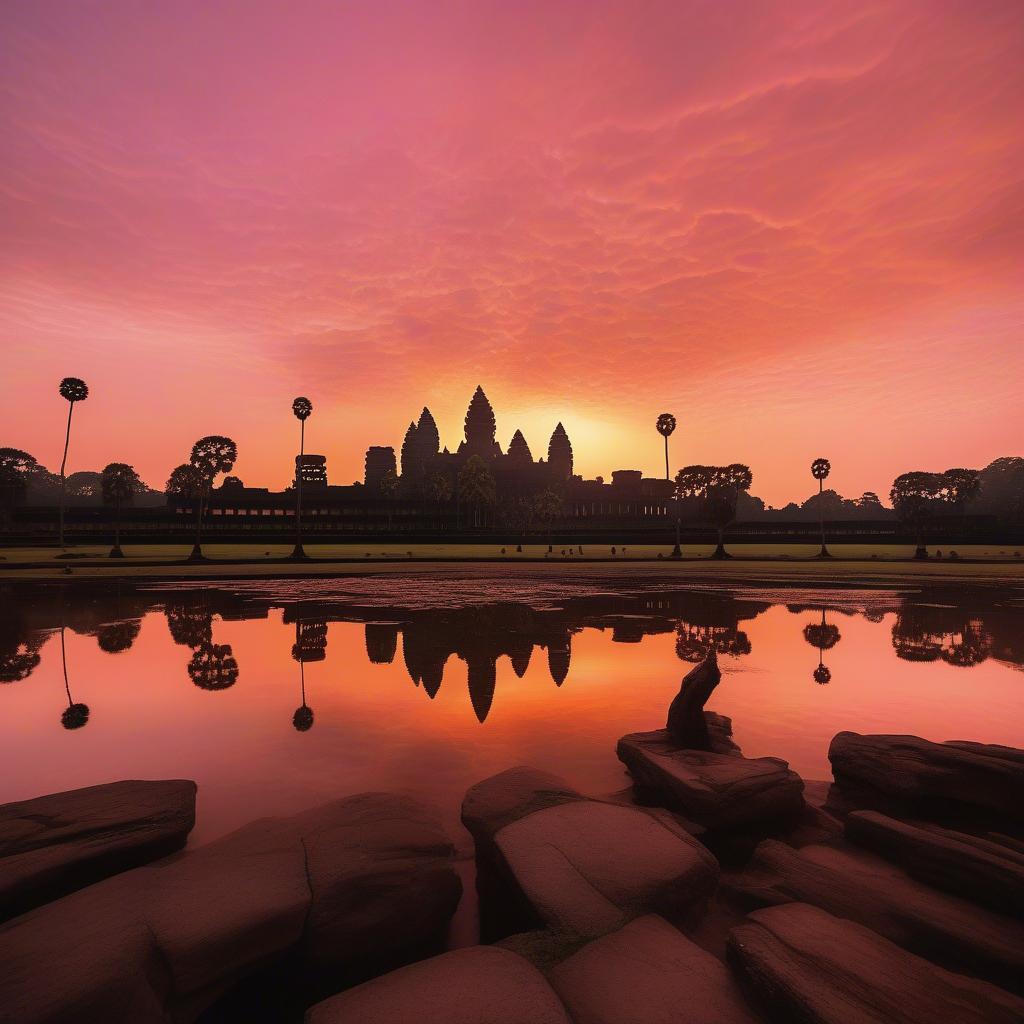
<box><xmin>1</xmin><ymin>383</ymin><xmax>1022</xmax><ymax>556</ymax></box>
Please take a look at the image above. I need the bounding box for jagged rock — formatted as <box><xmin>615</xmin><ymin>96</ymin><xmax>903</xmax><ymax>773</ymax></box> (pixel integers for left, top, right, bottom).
<box><xmin>304</xmin><ymin>946</ymin><xmax>571</xmax><ymax>1024</ymax></box>
<box><xmin>462</xmin><ymin>768</ymin><xmax>718</xmax><ymax>942</ymax></box>
<box><xmin>617</xmin><ymin>730</ymin><xmax>804</xmax><ymax>831</ymax></box>
<box><xmin>845</xmin><ymin>810</ymin><xmax>1024</xmax><ymax>916</ymax></box>
<box><xmin>666</xmin><ymin>652</ymin><xmax>723</xmax><ymax>750</ymax></box>
<box><xmin>728</xmin><ymin>902</ymin><xmax>1024</xmax><ymax>1024</ymax></box>
<box><xmin>549</xmin><ymin>914</ymin><xmax>760</xmax><ymax>1024</ymax></box>
<box><xmin>0</xmin><ymin>792</ymin><xmax>461</xmax><ymax>1023</ymax></box>
<box><xmin>725</xmin><ymin>839</ymin><xmax>1024</xmax><ymax>993</ymax></box>
<box><xmin>829</xmin><ymin>732</ymin><xmax>1024</xmax><ymax>825</ymax></box>
<box><xmin>0</xmin><ymin>779</ymin><xmax>197</xmax><ymax>921</ymax></box>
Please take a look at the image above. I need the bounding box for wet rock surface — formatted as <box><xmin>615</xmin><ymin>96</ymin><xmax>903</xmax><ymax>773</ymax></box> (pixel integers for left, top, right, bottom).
<box><xmin>617</xmin><ymin>730</ymin><xmax>804</xmax><ymax>832</ymax></box>
<box><xmin>845</xmin><ymin>810</ymin><xmax>1024</xmax><ymax>916</ymax></box>
<box><xmin>725</xmin><ymin>838</ymin><xmax>1024</xmax><ymax>993</ymax></box>
<box><xmin>728</xmin><ymin>902</ymin><xmax>1024</xmax><ymax>1024</ymax></box>
<box><xmin>0</xmin><ymin>779</ymin><xmax>196</xmax><ymax>922</ymax></box>
<box><xmin>829</xmin><ymin>732</ymin><xmax>1024</xmax><ymax>826</ymax></box>
<box><xmin>463</xmin><ymin>767</ymin><xmax>718</xmax><ymax>942</ymax></box>
<box><xmin>0</xmin><ymin>792</ymin><xmax>460</xmax><ymax>1024</ymax></box>
<box><xmin>549</xmin><ymin>914</ymin><xmax>761</xmax><ymax>1024</ymax></box>
<box><xmin>304</xmin><ymin>946</ymin><xmax>571</xmax><ymax>1024</ymax></box>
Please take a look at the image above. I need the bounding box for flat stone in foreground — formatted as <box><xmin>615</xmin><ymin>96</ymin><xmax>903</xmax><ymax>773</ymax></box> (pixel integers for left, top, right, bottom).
<box><xmin>0</xmin><ymin>779</ymin><xmax>197</xmax><ymax>921</ymax></box>
<box><xmin>728</xmin><ymin>902</ymin><xmax>1024</xmax><ymax>1024</ymax></box>
<box><xmin>304</xmin><ymin>946</ymin><xmax>571</xmax><ymax>1024</ymax></box>
<box><xmin>726</xmin><ymin>839</ymin><xmax>1024</xmax><ymax>993</ymax></box>
<box><xmin>617</xmin><ymin>730</ymin><xmax>804</xmax><ymax>831</ymax></box>
<box><xmin>846</xmin><ymin>810</ymin><xmax>1024</xmax><ymax>915</ymax></box>
<box><xmin>829</xmin><ymin>732</ymin><xmax>1024</xmax><ymax>825</ymax></box>
<box><xmin>549</xmin><ymin>914</ymin><xmax>760</xmax><ymax>1024</ymax></box>
<box><xmin>463</xmin><ymin>767</ymin><xmax>718</xmax><ymax>941</ymax></box>
<box><xmin>0</xmin><ymin>792</ymin><xmax>460</xmax><ymax>1023</ymax></box>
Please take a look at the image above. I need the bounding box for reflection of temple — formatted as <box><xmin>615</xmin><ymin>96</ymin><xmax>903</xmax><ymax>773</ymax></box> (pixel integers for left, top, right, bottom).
<box><xmin>5</xmin><ymin>583</ymin><xmax>1023</xmax><ymax>729</ymax></box>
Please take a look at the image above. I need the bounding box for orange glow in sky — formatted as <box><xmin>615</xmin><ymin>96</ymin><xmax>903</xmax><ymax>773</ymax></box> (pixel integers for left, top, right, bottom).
<box><xmin>2</xmin><ymin>1</ymin><xmax>1022</xmax><ymax>506</ymax></box>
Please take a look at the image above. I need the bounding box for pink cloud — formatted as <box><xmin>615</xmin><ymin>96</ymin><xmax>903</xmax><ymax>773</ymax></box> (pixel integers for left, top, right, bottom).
<box><xmin>1</xmin><ymin>0</ymin><xmax>1022</xmax><ymax>504</ymax></box>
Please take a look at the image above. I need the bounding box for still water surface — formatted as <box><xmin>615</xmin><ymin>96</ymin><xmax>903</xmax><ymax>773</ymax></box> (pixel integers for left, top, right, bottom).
<box><xmin>2</xmin><ymin>575</ymin><xmax>1022</xmax><ymax>858</ymax></box>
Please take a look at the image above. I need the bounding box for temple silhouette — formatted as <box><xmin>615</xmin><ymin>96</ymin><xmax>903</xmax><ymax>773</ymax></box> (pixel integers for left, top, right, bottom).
<box><xmin>204</xmin><ymin>385</ymin><xmax>676</xmax><ymax>531</ymax></box>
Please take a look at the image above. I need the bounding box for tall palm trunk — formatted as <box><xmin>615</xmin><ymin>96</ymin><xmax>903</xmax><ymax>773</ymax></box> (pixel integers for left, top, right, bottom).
<box><xmin>110</xmin><ymin>495</ymin><xmax>124</xmax><ymax>558</ymax></box>
<box><xmin>817</xmin><ymin>477</ymin><xmax>830</xmax><ymax>557</ymax></box>
<box><xmin>190</xmin><ymin>489</ymin><xmax>206</xmax><ymax>560</ymax></box>
<box><xmin>58</xmin><ymin>401</ymin><xmax>75</xmax><ymax>549</ymax></box>
<box><xmin>292</xmin><ymin>419</ymin><xmax>306</xmax><ymax>559</ymax></box>
<box><xmin>663</xmin><ymin>435</ymin><xmax>670</xmax><ymax>481</ymax></box>
<box><xmin>713</xmin><ymin>525</ymin><xmax>728</xmax><ymax>559</ymax></box>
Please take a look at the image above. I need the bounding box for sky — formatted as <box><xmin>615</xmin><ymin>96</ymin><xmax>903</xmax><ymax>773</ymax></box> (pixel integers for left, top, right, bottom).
<box><xmin>2</xmin><ymin>0</ymin><xmax>1022</xmax><ymax>507</ymax></box>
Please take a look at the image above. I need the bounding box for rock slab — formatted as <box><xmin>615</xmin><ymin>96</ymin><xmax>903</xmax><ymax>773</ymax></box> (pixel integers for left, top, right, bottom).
<box><xmin>845</xmin><ymin>810</ymin><xmax>1024</xmax><ymax>916</ymax></box>
<box><xmin>550</xmin><ymin>914</ymin><xmax>760</xmax><ymax>1024</ymax></box>
<box><xmin>0</xmin><ymin>792</ymin><xmax>461</xmax><ymax>1024</ymax></box>
<box><xmin>728</xmin><ymin>902</ymin><xmax>1024</xmax><ymax>1024</ymax></box>
<box><xmin>618</xmin><ymin>730</ymin><xmax>804</xmax><ymax>831</ymax></box>
<box><xmin>463</xmin><ymin>767</ymin><xmax>718</xmax><ymax>942</ymax></box>
<box><xmin>0</xmin><ymin>779</ymin><xmax>197</xmax><ymax>921</ymax></box>
<box><xmin>726</xmin><ymin>838</ymin><xmax>1024</xmax><ymax>994</ymax></box>
<box><xmin>829</xmin><ymin>732</ymin><xmax>1024</xmax><ymax>825</ymax></box>
<box><xmin>305</xmin><ymin>946</ymin><xmax>571</xmax><ymax>1024</ymax></box>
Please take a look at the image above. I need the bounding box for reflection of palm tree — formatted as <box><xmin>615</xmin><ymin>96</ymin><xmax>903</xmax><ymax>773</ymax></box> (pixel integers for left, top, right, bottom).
<box><xmin>57</xmin><ymin>377</ymin><xmax>89</xmax><ymax>550</ymax></box>
<box><xmin>291</xmin><ymin>397</ymin><xmax>312</xmax><ymax>560</ymax></box>
<box><xmin>0</xmin><ymin>621</ymin><xmax>43</xmax><ymax>683</ymax></box>
<box><xmin>166</xmin><ymin>602</ymin><xmax>213</xmax><ymax>648</ymax></box>
<box><xmin>803</xmin><ymin>609</ymin><xmax>840</xmax><ymax>684</ymax></box>
<box><xmin>811</xmin><ymin>458</ymin><xmax>831</xmax><ymax>557</ymax></box>
<box><xmin>892</xmin><ymin>605</ymin><xmax>990</xmax><ymax>667</ymax></box>
<box><xmin>96</xmin><ymin>619</ymin><xmax>141</xmax><ymax>654</ymax></box>
<box><xmin>187</xmin><ymin>642</ymin><xmax>239</xmax><ymax>690</ymax></box>
<box><xmin>675</xmin><ymin>622</ymin><xmax>751</xmax><ymax>663</ymax></box>
<box><xmin>657</xmin><ymin>414</ymin><xmax>681</xmax><ymax>558</ymax></box>
<box><xmin>59</xmin><ymin>626</ymin><xmax>90</xmax><ymax>729</ymax></box>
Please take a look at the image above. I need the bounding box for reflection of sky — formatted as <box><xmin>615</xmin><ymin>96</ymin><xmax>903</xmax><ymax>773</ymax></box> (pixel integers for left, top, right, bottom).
<box><xmin>2</xmin><ymin>601</ymin><xmax>1022</xmax><ymax>860</ymax></box>
<box><xmin>3</xmin><ymin>2</ymin><xmax>1023</xmax><ymax>505</ymax></box>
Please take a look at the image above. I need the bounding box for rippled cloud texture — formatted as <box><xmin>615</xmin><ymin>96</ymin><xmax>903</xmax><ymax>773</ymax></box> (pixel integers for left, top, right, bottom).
<box><xmin>2</xmin><ymin>0</ymin><xmax>1022</xmax><ymax>503</ymax></box>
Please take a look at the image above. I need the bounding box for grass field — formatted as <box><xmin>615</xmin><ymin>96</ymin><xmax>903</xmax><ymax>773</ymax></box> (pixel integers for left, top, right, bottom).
<box><xmin>1</xmin><ymin>541</ymin><xmax>1022</xmax><ymax>583</ymax></box>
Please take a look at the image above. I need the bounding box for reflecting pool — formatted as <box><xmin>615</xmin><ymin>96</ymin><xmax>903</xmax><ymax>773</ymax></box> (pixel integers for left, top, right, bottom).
<box><xmin>2</xmin><ymin>575</ymin><xmax>1022</xmax><ymax>861</ymax></box>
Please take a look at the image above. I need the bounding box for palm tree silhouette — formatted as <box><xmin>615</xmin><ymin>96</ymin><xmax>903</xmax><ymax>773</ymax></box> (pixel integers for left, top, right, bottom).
<box><xmin>811</xmin><ymin>458</ymin><xmax>832</xmax><ymax>557</ymax></box>
<box><xmin>57</xmin><ymin>378</ymin><xmax>88</xmax><ymax>551</ymax></box>
<box><xmin>291</xmin><ymin>397</ymin><xmax>312</xmax><ymax>560</ymax></box>
<box><xmin>657</xmin><ymin>413</ymin><xmax>681</xmax><ymax>558</ymax></box>
<box><xmin>187</xmin><ymin>436</ymin><xmax>237</xmax><ymax>561</ymax></box>
<box><xmin>100</xmin><ymin>462</ymin><xmax>141</xmax><ymax>558</ymax></box>
<box><xmin>59</xmin><ymin>626</ymin><xmax>90</xmax><ymax>729</ymax></box>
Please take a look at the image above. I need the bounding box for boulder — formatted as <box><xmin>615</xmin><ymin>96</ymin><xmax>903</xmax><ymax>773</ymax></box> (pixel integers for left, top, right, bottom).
<box><xmin>617</xmin><ymin>730</ymin><xmax>804</xmax><ymax>832</ymax></box>
<box><xmin>305</xmin><ymin>946</ymin><xmax>571</xmax><ymax>1024</ymax></box>
<box><xmin>828</xmin><ymin>732</ymin><xmax>1024</xmax><ymax>826</ymax></box>
<box><xmin>463</xmin><ymin>768</ymin><xmax>718</xmax><ymax>942</ymax></box>
<box><xmin>846</xmin><ymin>810</ymin><xmax>1024</xmax><ymax>916</ymax></box>
<box><xmin>549</xmin><ymin>914</ymin><xmax>760</xmax><ymax>1024</ymax></box>
<box><xmin>728</xmin><ymin>902</ymin><xmax>1024</xmax><ymax>1024</ymax></box>
<box><xmin>0</xmin><ymin>779</ymin><xmax>196</xmax><ymax>921</ymax></box>
<box><xmin>0</xmin><ymin>792</ymin><xmax>461</xmax><ymax>1023</ymax></box>
<box><xmin>725</xmin><ymin>839</ymin><xmax>1024</xmax><ymax>993</ymax></box>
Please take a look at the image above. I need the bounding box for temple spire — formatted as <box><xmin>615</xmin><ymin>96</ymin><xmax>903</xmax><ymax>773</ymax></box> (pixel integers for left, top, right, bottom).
<box><xmin>463</xmin><ymin>385</ymin><xmax>497</xmax><ymax>456</ymax></box>
<box><xmin>548</xmin><ymin>422</ymin><xmax>573</xmax><ymax>479</ymax></box>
